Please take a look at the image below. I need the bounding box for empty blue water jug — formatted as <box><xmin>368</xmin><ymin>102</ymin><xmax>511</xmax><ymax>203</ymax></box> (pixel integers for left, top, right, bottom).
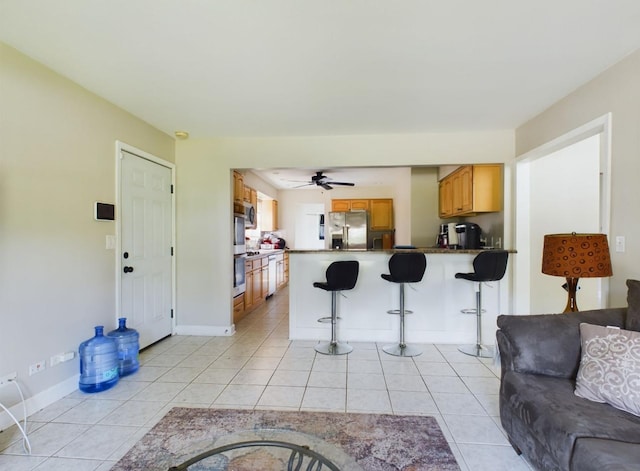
<box><xmin>79</xmin><ymin>326</ymin><xmax>119</xmax><ymax>393</ymax></box>
<box><xmin>107</xmin><ymin>317</ymin><xmax>140</xmax><ymax>376</ymax></box>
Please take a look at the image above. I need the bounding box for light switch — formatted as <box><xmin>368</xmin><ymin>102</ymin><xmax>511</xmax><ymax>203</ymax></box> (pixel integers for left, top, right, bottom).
<box><xmin>615</xmin><ymin>236</ymin><xmax>625</xmax><ymax>253</ymax></box>
<box><xmin>106</xmin><ymin>235</ymin><xmax>116</xmax><ymax>250</ymax></box>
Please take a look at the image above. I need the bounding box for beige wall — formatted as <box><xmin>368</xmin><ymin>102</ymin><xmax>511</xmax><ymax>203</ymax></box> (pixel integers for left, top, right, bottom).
<box><xmin>411</xmin><ymin>167</ymin><xmax>441</xmax><ymax>247</ymax></box>
<box><xmin>0</xmin><ymin>43</ymin><xmax>174</xmax><ymax>411</ymax></box>
<box><xmin>516</xmin><ymin>49</ymin><xmax>640</xmax><ymax>306</ymax></box>
<box><xmin>175</xmin><ymin>132</ymin><xmax>514</xmax><ymax>331</ymax></box>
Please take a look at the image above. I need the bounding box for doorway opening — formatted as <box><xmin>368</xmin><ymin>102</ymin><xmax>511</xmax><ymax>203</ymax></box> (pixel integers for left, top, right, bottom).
<box><xmin>514</xmin><ymin>114</ymin><xmax>612</xmax><ymax>314</ymax></box>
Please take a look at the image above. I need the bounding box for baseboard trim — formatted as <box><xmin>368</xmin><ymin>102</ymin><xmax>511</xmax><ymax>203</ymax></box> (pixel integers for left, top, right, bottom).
<box><xmin>174</xmin><ymin>324</ymin><xmax>236</xmax><ymax>336</ymax></box>
<box><xmin>0</xmin><ymin>374</ymin><xmax>78</xmax><ymax>430</ymax></box>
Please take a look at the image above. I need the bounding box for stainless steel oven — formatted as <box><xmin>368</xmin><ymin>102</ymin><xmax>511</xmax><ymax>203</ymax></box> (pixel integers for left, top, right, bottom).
<box><xmin>233</xmin><ymin>213</ymin><xmax>246</xmax><ymax>255</ymax></box>
<box><xmin>233</xmin><ymin>253</ymin><xmax>246</xmax><ymax>296</ymax></box>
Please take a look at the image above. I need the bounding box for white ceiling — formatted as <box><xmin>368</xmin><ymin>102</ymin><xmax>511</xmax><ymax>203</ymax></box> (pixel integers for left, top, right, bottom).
<box><xmin>2</xmin><ymin>0</ymin><xmax>640</xmax><ymax>141</ymax></box>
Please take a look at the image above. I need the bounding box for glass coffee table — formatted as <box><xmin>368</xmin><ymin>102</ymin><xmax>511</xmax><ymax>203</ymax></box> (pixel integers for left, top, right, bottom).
<box><xmin>169</xmin><ymin>439</ymin><xmax>339</xmax><ymax>470</ymax></box>
<box><xmin>167</xmin><ymin>429</ymin><xmax>363</xmax><ymax>471</ymax></box>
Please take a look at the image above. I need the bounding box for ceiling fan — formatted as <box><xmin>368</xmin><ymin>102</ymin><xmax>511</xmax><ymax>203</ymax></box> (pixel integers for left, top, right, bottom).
<box><xmin>295</xmin><ymin>171</ymin><xmax>356</xmax><ymax>190</ymax></box>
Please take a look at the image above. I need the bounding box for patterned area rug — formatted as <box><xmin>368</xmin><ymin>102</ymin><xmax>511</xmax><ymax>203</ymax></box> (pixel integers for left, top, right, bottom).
<box><xmin>112</xmin><ymin>407</ymin><xmax>460</xmax><ymax>470</ymax></box>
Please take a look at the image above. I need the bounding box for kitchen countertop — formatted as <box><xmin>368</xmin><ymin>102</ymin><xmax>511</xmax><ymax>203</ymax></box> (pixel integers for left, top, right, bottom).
<box><xmin>286</xmin><ymin>248</ymin><xmax>516</xmax><ymax>254</ymax></box>
<box><xmin>245</xmin><ymin>249</ymin><xmax>285</xmax><ymax>260</ymax></box>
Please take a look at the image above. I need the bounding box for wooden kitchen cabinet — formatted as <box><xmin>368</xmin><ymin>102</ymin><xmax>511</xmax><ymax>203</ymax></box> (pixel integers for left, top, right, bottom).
<box><xmin>244</xmin><ymin>261</ymin><xmax>254</xmax><ymax>311</ymax></box>
<box><xmin>252</xmin><ymin>265</ymin><xmax>263</xmax><ymax>306</ymax></box>
<box><xmin>439</xmin><ymin>178</ymin><xmax>453</xmax><ymax>217</ymax></box>
<box><xmin>276</xmin><ymin>253</ymin><xmax>285</xmax><ymax>290</ymax></box>
<box><xmin>261</xmin><ymin>199</ymin><xmax>279</xmax><ymax>231</ymax></box>
<box><xmin>233</xmin><ymin>294</ymin><xmax>245</xmax><ymax>323</ymax></box>
<box><xmin>369</xmin><ymin>198</ymin><xmax>394</xmax><ymax>230</ymax></box>
<box><xmin>233</xmin><ymin>171</ymin><xmax>244</xmax><ymax>203</ymax></box>
<box><xmin>261</xmin><ymin>259</ymin><xmax>269</xmax><ymax>299</ymax></box>
<box><xmin>331</xmin><ymin>199</ymin><xmax>369</xmax><ymax>212</ymax></box>
<box><xmin>439</xmin><ymin>164</ymin><xmax>502</xmax><ymax>218</ymax></box>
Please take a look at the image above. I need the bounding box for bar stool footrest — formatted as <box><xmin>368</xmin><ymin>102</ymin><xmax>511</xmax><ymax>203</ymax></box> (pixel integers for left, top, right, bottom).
<box><xmin>315</xmin><ymin>342</ymin><xmax>352</xmax><ymax>355</ymax></box>
<box><xmin>386</xmin><ymin>309</ymin><xmax>414</xmax><ymax>315</ymax></box>
<box><xmin>317</xmin><ymin>316</ymin><xmax>341</xmax><ymax>323</ymax></box>
<box><xmin>458</xmin><ymin>344</ymin><xmax>495</xmax><ymax>358</ymax></box>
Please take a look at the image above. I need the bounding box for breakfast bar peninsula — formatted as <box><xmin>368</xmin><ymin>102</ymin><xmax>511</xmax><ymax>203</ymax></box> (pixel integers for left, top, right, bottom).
<box><xmin>287</xmin><ymin>248</ymin><xmax>514</xmax><ymax>345</ymax></box>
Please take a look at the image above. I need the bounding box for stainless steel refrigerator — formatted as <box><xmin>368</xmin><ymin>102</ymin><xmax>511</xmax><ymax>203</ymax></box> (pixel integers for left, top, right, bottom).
<box><xmin>327</xmin><ymin>211</ymin><xmax>368</xmax><ymax>250</ymax></box>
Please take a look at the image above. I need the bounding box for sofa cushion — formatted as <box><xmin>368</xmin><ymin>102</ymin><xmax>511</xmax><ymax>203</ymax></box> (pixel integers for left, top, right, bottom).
<box><xmin>500</xmin><ymin>371</ymin><xmax>640</xmax><ymax>470</ymax></box>
<box><xmin>575</xmin><ymin>323</ymin><xmax>640</xmax><ymax>416</ymax></box>
<box><xmin>627</xmin><ymin>279</ymin><xmax>640</xmax><ymax>331</ymax></box>
<box><xmin>496</xmin><ymin>309</ymin><xmax>626</xmax><ymax>379</ymax></box>
<box><xmin>572</xmin><ymin>438</ymin><xmax>640</xmax><ymax>471</ymax></box>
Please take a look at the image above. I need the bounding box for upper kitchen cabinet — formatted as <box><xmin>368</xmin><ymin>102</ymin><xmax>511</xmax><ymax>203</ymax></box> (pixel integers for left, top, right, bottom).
<box><xmin>331</xmin><ymin>199</ymin><xmax>369</xmax><ymax>211</ymax></box>
<box><xmin>369</xmin><ymin>198</ymin><xmax>394</xmax><ymax>230</ymax></box>
<box><xmin>233</xmin><ymin>170</ymin><xmax>244</xmax><ymax>203</ymax></box>
<box><xmin>260</xmin><ymin>199</ymin><xmax>279</xmax><ymax>231</ymax></box>
<box><xmin>439</xmin><ymin>164</ymin><xmax>502</xmax><ymax>218</ymax></box>
<box><xmin>331</xmin><ymin>198</ymin><xmax>394</xmax><ymax>231</ymax></box>
<box><xmin>243</xmin><ymin>185</ymin><xmax>258</xmax><ymax>207</ymax></box>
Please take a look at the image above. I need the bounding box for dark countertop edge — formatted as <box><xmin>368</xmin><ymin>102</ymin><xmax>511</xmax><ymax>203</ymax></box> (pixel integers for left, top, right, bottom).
<box><xmin>286</xmin><ymin>248</ymin><xmax>516</xmax><ymax>254</ymax></box>
<box><xmin>245</xmin><ymin>249</ymin><xmax>285</xmax><ymax>260</ymax></box>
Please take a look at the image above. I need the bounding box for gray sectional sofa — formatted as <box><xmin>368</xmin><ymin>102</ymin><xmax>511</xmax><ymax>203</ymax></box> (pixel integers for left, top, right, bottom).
<box><xmin>496</xmin><ymin>282</ymin><xmax>640</xmax><ymax>471</ymax></box>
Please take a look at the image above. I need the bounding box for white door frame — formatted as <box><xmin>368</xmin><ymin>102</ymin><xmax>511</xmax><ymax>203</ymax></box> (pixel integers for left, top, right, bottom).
<box><xmin>514</xmin><ymin>113</ymin><xmax>612</xmax><ymax>313</ymax></box>
<box><xmin>115</xmin><ymin>141</ymin><xmax>176</xmax><ymax>336</ymax></box>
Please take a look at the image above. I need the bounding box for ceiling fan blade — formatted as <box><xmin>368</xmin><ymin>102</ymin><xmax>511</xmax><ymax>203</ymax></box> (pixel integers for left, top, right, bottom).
<box><xmin>320</xmin><ymin>183</ymin><xmax>333</xmax><ymax>190</ymax></box>
<box><xmin>328</xmin><ymin>181</ymin><xmax>355</xmax><ymax>186</ymax></box>
<box><xmin>293</xmin><ymin>182</ymin><xmax>314</xmax><ymax>188</ymax></box>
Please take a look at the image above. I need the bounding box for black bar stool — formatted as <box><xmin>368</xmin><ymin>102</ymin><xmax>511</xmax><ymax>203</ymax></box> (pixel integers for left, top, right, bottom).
<box><xmin>456</xmin><ymin>250</ymin><xmax>509</xmax><ymax>358</ymax></box>
<box><xmin>381</xmin><ymin>253</ymin><xmax>427</xmax><ymax>357</ymax></box>
<box><xmin>313</xmin><ymin>260</ymin><xmax>359</xmax><ymax>355</ymax></box>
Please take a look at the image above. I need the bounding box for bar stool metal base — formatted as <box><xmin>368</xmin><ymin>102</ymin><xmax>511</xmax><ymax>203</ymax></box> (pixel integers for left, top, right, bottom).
<box><xmin>458</xmin><ymin>344</ymin><xmax>495</xmax><ymax>358</ymax></box>
<box><xmin>382</xmin><ymin>343</ymin><xmax>422</xmax><ymax>357</ymax></box>
<box><xmin>315</xmin><ymin>342</ymin><xmax>353</xmax><ymax>356</ymax></box>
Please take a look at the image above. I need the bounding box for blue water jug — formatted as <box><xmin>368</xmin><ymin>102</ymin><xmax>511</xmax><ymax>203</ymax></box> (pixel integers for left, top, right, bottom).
<box><xmin>107</xmin><ymin>317</ymin><xmax>140</xmax><ymax>376</ymax></box>
<box><xmin>79</xmin><ymin>326</ymin><xmax>119</xmax><ymax>393</ymax></box>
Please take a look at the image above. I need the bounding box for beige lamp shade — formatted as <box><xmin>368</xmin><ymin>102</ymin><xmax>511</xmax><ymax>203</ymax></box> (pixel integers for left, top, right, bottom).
<box><xmin>541</xmin><ymin>233</ymin><xmax>612</xmax><ymax>278</ymax></box>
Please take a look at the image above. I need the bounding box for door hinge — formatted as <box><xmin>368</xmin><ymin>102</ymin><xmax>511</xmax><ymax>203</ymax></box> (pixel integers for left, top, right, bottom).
<box><xmin>171</xmin><ymin>247</ymin><xmax>174</xmax><ymax>256</ymax></box>
<box><xmin>170</xmin><ymin>184</ymin><xmax>174</xmax><ymax>194</ymax></box>
<box><xmin>171</xmin><ymin>309</ymin><xmax>174</xmax><ymax>319</ymax></box>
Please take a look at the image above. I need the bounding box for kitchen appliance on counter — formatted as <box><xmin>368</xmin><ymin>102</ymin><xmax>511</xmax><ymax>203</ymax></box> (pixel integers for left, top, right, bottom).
<box><xmin>436</xmin><ymin>223</ymin><xmax>448</xmax><ymax>248</ymax></box>
<box><xmin>328</xmin><ymin>211</ymin><xmax>367</xmax><ymax>250</ymax></box>
<box><xmin>455</xmin><ymin>223</ymin><xmax>482</xmax><ymax>249</ymax></box>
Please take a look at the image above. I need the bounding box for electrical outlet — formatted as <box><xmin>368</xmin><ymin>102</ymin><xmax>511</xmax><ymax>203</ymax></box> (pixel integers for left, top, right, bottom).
<box><xmin>0</xmin><ymin>372</ymin><xmax>17</xmax><ymax>387</ymax></box>
<box><xmin>29</xmin><ymin>361</ymin><xmax>46</xmax><ymax>376</ymax></box>
<box><xmin>50</xmin><ymin>351</ymin><xmax>75</xmax><ymax>366</ymax></box>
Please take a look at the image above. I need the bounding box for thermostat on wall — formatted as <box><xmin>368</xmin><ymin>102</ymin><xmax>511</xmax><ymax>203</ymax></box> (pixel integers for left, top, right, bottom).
<box><xmin>94</xmin><ymin>202</ymin><xmax>115</xmax><ymax>221</ymax></box>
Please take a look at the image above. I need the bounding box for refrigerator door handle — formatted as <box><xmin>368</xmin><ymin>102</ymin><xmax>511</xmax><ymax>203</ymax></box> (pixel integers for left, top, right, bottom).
<box><xmin>343</xmin><ymin>226</ymin><xmax>348</xmax><ymax>249</ymax></box>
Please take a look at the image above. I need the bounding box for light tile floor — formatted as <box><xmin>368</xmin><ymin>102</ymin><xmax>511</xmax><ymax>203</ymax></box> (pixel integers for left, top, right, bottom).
<box><xmin>0</xmin><ymin>287</ymin><xmax>533</xmax><ymax>470</ymax></box>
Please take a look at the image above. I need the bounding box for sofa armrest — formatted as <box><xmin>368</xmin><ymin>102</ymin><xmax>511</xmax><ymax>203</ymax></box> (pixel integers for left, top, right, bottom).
<box><xmin>497</xmin><ymin>308</ymin><xmax>626</xmax><ymax>379</ymax></box>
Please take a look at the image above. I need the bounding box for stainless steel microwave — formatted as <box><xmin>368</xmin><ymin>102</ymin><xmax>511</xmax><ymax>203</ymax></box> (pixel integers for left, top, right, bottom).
<box><xmin>244</xmin><ymin>202</ymin><xmax>256</xmax><ymax>228</ymax></box>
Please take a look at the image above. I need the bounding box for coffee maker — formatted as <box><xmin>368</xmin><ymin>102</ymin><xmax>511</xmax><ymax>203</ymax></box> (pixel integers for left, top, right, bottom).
<box><xmin>455</xmin><ymin>223</ymin><xmax>482</xmax><ymax>249</ymax></box>
<box><xmin>436</xmin><ymin>224</ymin><xmax>448</xmax><ymax>248</ymax></box>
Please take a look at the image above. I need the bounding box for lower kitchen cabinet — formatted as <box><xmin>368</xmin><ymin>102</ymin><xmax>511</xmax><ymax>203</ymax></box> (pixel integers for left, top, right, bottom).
<box><xmin>239</xmin><ymin>251</ymin><xmax>289</xmax><ymax>318</ymax></box>
<box><xmin>233</xmin><ymin>294</ymin><xmax>245</xmax><ymax>323</ymax></box>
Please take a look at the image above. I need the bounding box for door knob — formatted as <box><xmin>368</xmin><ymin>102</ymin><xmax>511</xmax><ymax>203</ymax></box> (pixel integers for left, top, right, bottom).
<box><xmin>123</xmin><ymin>266</ymin><xmax>134</xmax><ymax>273</ymax></box>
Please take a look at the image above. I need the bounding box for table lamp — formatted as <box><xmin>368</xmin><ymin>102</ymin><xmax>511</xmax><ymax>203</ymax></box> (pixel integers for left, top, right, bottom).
<box><xmin>541</xmin><ymin>233</ymin><xmax>612</xmax><ymax>313</ymax></box>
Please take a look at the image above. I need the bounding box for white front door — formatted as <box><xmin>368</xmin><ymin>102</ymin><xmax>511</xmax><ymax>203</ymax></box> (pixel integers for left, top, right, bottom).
<box><xmin>120</xmin><ymin>149</ymin><xmax>173</xmax><ymax>348</ymax></box>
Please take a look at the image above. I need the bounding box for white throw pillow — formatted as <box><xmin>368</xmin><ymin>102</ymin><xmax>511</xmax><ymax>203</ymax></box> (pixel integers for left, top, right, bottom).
<box><xmin>575</xmin><ymin>323</ymin><xmax>640</xmax><ymax>417</ymax></box>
